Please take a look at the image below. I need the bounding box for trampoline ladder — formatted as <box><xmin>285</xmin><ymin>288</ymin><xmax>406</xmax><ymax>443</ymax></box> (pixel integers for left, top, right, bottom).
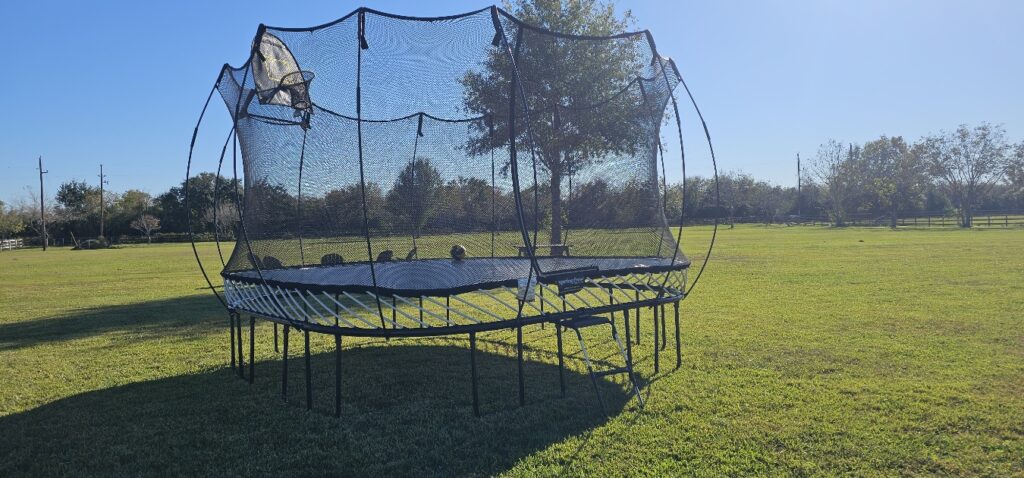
<box><xmin>559</xmin><ymin>315</ymin><xmax>644</xmax><ymax>414</ymax></box>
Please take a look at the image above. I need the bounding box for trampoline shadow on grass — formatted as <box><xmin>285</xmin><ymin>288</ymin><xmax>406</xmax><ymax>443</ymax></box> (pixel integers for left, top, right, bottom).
<box><xmin>0</xmin><ymin>295</ymin><xmax>224</xmax><ymax>352</ymax></box>
<box><xmin>0</xmin><ymin>341</ymin><xmax>632</xmax><ymax>476</ymax></box>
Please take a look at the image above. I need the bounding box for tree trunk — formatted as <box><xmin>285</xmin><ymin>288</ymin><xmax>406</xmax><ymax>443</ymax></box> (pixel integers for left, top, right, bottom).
<box><xmin>549</xmin><ymin>166</ymin><xmax>562</xmax><ymax>252</ymax></box>
<box><xmin>961</xmin><ymin>191</ymin><xmax>973</xmax><ymax>228</ymax></box>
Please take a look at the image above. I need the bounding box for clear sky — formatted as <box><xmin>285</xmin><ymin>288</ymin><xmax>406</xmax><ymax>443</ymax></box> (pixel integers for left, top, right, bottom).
<box><xmin>2</xmin><ymin>0</ymin><xmax>1022</xmax><ymax>205</ymax></box>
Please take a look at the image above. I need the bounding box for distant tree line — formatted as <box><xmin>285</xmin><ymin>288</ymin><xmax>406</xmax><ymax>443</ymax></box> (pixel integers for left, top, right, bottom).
<box><xmin>2</xmin><ymin>123</ymin><xmax>1021</xmax><ymax>243</ymax></box>
<box><xmin>802</xmin><ymin>123</ymin><xmax>1023</xmax><ymax>227</ymax></box>
<box><xmin>661</xmin><ymin>123</ymin><xmax>1024</xmax><ymax>228</ymax></box>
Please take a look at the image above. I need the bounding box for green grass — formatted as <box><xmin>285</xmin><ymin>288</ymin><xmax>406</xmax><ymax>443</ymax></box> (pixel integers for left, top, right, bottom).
<box><xmin>0</xmin><ymin>226</ymin><xmax>1021</xmax><ymax>476</ymax></box>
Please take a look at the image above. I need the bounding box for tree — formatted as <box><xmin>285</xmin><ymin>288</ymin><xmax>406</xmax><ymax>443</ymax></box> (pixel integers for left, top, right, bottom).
<box><xmin>386</xmin><ymin>158</ymin><xmax>442</xmax><ymax>236</ymax></box>
<box><xmin>0</xmin><ymin>201</ymin><xmax>25</xmax><ymax>239</ymax></box>
<box><xmin>717</xmin><ymin>171</ymin><xmax>758</xmax><ymax>227</ymax></box>
<box><xmin>130</xmin><ymin>214</ymin><xmax>161</xmax><ymax>243</ymax></box>
<box><xmin>102</xmin><ymin>190</ymin><xmax>153</xmax><ymax>238</ymax></box>
<box><xmin>918</xmin><ymin>123</ymin><xmax>1011</xmax><ymax>227</ymax></box>
<box><xmin>861</xmin><ymin>136</ymin><xmax>925</xmax><ymax>227</ymax></box>
<box><xmin>1007</xmin><ymin>142</ymin><xmax>1024</xmax><ymax>208</ymax></box>
<box><xmin>155</xmin><ymin>173</ymin><xmax>241</xmax><ymax>233</ymax></box>
<box><xmin>204</xmin><ymin>202</ymin><xmax>239</xmax><ymax>238</ymax></box>
<box><xmin>13</xmin><ymin>187</ymin><xmax>51</xmax><ymax>240</ymax></box>
<box><xmin>55</xmin><ymin>180</ymin><xmax>101</xmax><ymax>237</ymax></box>
<box><xmin>811</xmin><ymin>140</ymin><xmax>857</xmax><ymax>226</ymax></box>
<box><xmin>462</xmin><ymin>0</ymin><xmax>646</xmax><ymax>249</ymax></box>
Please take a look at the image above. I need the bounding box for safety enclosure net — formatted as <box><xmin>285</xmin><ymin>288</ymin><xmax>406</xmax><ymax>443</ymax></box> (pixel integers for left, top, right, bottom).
<box><xmin>214</xmin><ymin>6</ymin><xmax>689</xmax><ymax>295</ymax></box>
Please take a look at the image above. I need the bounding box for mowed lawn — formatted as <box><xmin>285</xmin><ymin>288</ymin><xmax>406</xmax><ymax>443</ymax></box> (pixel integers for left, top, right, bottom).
<box><xmin>0</xmin><ymin>226</ymin><xmax>1021</xmax><ymax>476</ymax></box>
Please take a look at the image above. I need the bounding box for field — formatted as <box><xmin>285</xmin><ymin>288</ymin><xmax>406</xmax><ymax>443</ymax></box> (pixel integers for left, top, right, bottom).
<box><xmin>0</xmin><ymin>226</ymin><xmax>1022</xmax><ymax>476</ymax></box>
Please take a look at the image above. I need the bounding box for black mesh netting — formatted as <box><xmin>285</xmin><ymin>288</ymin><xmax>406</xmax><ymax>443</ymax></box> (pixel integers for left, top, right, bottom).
<box><xmin>214</xmin><ymin>7</ymin><xmax>689</xmax><ymax>295</ymax></box>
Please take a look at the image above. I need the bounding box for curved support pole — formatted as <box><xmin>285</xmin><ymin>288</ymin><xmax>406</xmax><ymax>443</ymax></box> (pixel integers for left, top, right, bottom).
<box><xmin>184</xmin><ymin>80</ymin><xmax>228</xmax><ymax>310</ymax></box>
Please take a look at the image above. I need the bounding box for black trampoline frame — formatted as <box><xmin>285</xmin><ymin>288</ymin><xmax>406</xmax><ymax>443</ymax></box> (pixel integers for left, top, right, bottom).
<box><xmin>186</xmin><ymin>5</ymin><xmax>719</xmax><ymax>417</ymax></box>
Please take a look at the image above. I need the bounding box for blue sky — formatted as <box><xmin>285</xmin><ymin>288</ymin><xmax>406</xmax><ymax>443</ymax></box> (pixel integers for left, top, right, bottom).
<box><xmin>2</xmin><ymin>0</ymin><xmax>1022</xmax><ymax>205</ymax></box>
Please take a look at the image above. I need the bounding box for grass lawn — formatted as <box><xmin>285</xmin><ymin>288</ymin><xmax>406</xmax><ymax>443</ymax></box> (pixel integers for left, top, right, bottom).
<box><xmin>0</xmin><ymin>226</ymin><xmax>1021</xmax><ymax>476</ymax></box>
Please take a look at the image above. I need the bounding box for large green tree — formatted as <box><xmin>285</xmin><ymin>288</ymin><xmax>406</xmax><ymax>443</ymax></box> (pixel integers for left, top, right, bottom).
<box><xmin>811</xmin><ymin>140</ymin><xmax>858</xmax><ymax>226</ymax></box>
<box><xmin>861</xmin><ymin>136</ymin><xmax>926</xmax><ymax>227</ymax></box>
<box><xmin>462</xmin><ymin>0</ymin><xmax>648</xmax><ymax>249</ymax></box>
<box><xmin>918</xmin><ymin>123</ymin><xmax>1012</xmax><ymax>227</ymax></box>
<box><xmin>155</xmin><ymin>173</ymin><xmax>241</xmax><ymax>233</ymax></box>
<box><xmin>386</xmin><ymin>158</ymin><xmax>442</xmax><ymax>236</ymax></box>
<box><xmin>0</xmin><ymin>201</ymin><xmax>25</xmax><ymax>239</ymax></box>
<box><xmin>1008</xmin><ymin>142</ymin><xmax>1024</xmax><ymax>207</ymax></box>
<box><xmin>55</xmin><ymin>180</ymin><xmax>101</xmax><ymax>237</ymax></box>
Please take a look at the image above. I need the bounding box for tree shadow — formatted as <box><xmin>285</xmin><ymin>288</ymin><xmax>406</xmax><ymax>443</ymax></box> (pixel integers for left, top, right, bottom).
<box><xmin>0</xmin><ymin>295</ymin><xmax>223</xmax><ymax>351</ymax></box>
<box><xmin>0</xmin><ymin>341</ymin><xmax>632</xmax><ymax>476</ymax></box>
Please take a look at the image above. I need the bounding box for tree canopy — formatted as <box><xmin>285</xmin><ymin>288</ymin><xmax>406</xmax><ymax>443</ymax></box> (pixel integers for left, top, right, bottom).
<box><xmin>462</xmin><ymin>0</ymin><xmax>648</xmax><ymax>246</ymax></box>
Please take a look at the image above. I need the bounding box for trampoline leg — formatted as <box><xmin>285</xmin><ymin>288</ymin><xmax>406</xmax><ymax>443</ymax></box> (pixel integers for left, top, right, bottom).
<box><xmin>654</xmin><ymin>305</ymin><xmax>660</xmax><ymax>374</ymax></box>
<box><xmin>556</xmin><ymin>323</ymin><xmax>565</xmax><ymax>397</ymax></box>
<box><xmin>624</xmin><ymin>308</ymin><xmax>633</xmax><ymax>368</ymax></box>
<box><xmin>635</xmin><ymin>292</ymin><xmax>641</xmax><ymax>345</ymax></box>
<box><xmin>334</xmin><ymin>334</ymin><xmax>342</xmax><ymax>418</ymax></box>
<box><xmin>304</xmin><ymin>329</ymin><xmax>312</xmax><ymax>411</ymax></box>
<box><xmin>517</xmin><ymin>324</ymin><xmax>525</xmax><ymax>407</ymax></box>
<box><xmin>674</xmin><ymin>301</ymin><xmax>681</xmax><ymax>369</ymax></box>
<box><xmin>576</xmin><ymin>328</ymin><xmax>608</xmax><ymax>415</ymax></box>
<box><xmin>470</xmin><ymin>332</ymin><xmax>479</xmax><ymax>417</ymax></box>
<box><xmin>282</xmin><ymin>325</ymin><xmax>289</xmax><ymax>401</ymax></box>
<box><xmin>661</xmin><ymin>304</ymin><xmax>667</xmax><ymax>351</ymax></box>
<box><xmin>248</xmin><ymin>316</ymin><xmax>255</xmax><ymax>384</ymax></box>
<box><xmin>229</xmin><ymin>312</ymin><xmax>236</xmax><ymax>370</ymax></box>
<box><xmin>446</xmin><ymin>296</ymin><xmax>451</xmax><ymax>323</ymax></box>
<box><xmin>236</xmin><ymin>312</ymin><xmax>244</xmax><ymax>379</ymax></box>
<box><xmin>274</xmin><ymin>323</ymin><xmax>279</xmax><ymax>353</ymax></box>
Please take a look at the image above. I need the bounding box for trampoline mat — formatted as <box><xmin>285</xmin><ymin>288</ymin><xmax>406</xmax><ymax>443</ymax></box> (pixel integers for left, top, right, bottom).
<box><xmin>224</xmin><ymin>256</ymin><xmax>688</xmax><ymax>296</ymax></box>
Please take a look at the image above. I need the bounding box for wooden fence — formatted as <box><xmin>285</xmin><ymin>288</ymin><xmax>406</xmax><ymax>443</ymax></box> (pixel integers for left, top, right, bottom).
<box><xmin>0</xmin><ymin>238</ymin><xmax>24</xmax><ymax>251</ymax></box>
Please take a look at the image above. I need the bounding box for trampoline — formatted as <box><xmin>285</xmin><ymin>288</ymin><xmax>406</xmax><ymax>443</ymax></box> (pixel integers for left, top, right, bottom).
<box><xmin>187</xmin><ymin>5</ymin><xmax>718</xmax><ymax>416</ymax></box>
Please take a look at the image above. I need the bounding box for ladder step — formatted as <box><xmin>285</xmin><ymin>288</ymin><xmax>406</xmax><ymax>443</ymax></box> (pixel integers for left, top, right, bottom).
<box><xmin>593</xmin><ymin>367</ymin><xmax>631</xmax><ymax>378</ymax></box>
<box><xmin>559</xmin><ymin>315</ymin><xmax>610</xmax><ymax>330</ymax></box>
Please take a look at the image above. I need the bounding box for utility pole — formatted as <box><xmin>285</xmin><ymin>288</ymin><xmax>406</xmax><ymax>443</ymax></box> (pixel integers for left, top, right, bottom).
<box><xmin>38</xmin><ymin>156</ymin><xmax>48</xmax><ymax>251</ymax></box>
<box><xmin>98</xmin><ymin>164</ymin><xmax>109</xmax><ymax>240</ymax></box>
<box><xmin>796</xmin><ymin>153</ymin><xmax>802</xmax><ymax>219</ymax></box>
